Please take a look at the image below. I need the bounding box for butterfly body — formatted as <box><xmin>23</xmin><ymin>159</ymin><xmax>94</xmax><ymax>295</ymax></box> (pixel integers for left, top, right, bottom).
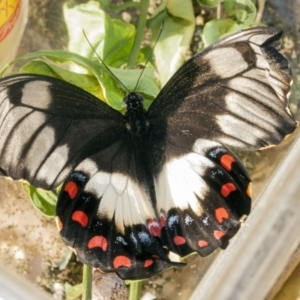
<box><xmin>124</xmin><ymin>92</ymin><xmax>149</xmax><ymax>138</ymax></box>
<box><xmin>0</xmin><ymin>27</ymin><xmax>297</xmax><ymax>279</ymax></box>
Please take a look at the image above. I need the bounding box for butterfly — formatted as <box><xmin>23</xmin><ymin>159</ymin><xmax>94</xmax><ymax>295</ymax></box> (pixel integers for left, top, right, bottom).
<box><xmin>0</xmin><ymin>27</ymin><xmax>297</xmax><ymax>280</ymax></box>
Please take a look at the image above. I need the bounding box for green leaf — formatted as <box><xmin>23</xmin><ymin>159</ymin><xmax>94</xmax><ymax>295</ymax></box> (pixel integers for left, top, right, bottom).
<box><xmin>202</xmin><ymin>19</ymin><xmax>236</xmax><ymax>46</ymax></box>
<box><xmin>25</xmin><ymin>184</ymin><xmax>57</xmax><ymax>217</ymax></box>
<box><xmin>0</xmin><ymin>50</ymin><xmax>113</xmax><ymax>105</ymax></box>
<box><xmin>65</xmin><ymin>282</ymin><xmax>83</xmax><ymax>300</ymax></box>
<box><xmin>224</xmin><ymin>0</ymin><xmax>236</xmax><ymax>14</ymax></box>
<box><xmin>202</xmin><ymin>0</ymin><xmax>256</xmax><ymax>47</ymax></box>
<box><xmin>202</xmin><ymin>0</ymin><xmax>257</xmax><ymax>47</ymax></box>
<box><xmin>109</xmin><ymin>66</ymin><xmax>159</xmax><ymax>110</ymax></box>
<box><xmin>0</xmin><ymin>49</ymin><xmax>159</xmax><ymax>110</ymax></box>
<box><xmin>63</xmin><ymin>2</ymin><xmax>137</xmax><ymax>68</ymax></box>
<box><xmin>97</xmin><ymin>0</ymin><xmax>141</xmax><ymax>11</ymax></box>
<box><xmin>234</xmin><ymin>0</ymin><xmax>256</xmax><ymax>26</ymax></box>
<box><xmin>197</xmin><ymin>0</ymin><xmax>222</xmax><ymax>7</ymax></box>
<box><xmin>149</xmin><ymin>0</ymin><xmax>195</xmax><ymax>86</ymax></box>
<box><xmin>103</xmin><ymin>19</ymin><xmax>136</xmax><ymax>67</ymax></box>
<box><xmin>20</xmin><ymin>60</ymin><xmax>105</xmax><ymax>101</ymax></box>
<box><xmin>0</xmin><ymin>50</ymin><xmax>100</xmax><ymax>77</ymax></box>
<box><xmin>63</xmin><ymin>1</ymin><xmax>107</xmax><ymax>62</ymax></box>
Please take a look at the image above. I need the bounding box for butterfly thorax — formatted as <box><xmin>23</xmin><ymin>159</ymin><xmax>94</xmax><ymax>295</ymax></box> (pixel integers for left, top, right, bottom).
<box><xmin>124</xmin><ymin>92</ymin><xmax>149</xmax><ymax>139</ymax></box>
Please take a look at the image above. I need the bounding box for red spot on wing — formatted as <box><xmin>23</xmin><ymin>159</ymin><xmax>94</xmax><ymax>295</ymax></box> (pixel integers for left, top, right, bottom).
<box><xmin>159</xmin><ymin>213</ymin><xmax>166</xmax><ymax>227</ymax></box>
<box><xmin>198</xmin><ymin>240</ymin><xmax>208</xmax><ymax>248</ymax></box>
<box><xmin>144</xmin><ymin>259</ymin><xmax>154</xmax><ymax>268</ymax></box>
<box><xmin>148</xmin><ymin>219</ymin><xmax>161</xmax><ymax>237</ymax></box>
<box><xmin>214</xmin><ymin>230</ymin><xmax>225</xmax><ymax>239</ymax></box>
<box><xmin>174</xmin><ymin>235</ymin><xmax>186</xmax><ymax>245</ymax></box>
<box><xmin>113</xmin><ymin>256</ymin><xmax>132</xmax><ymax>268</ymax></box>
<box><xmin>221</xmin><ymin>183</ymin><xmax>236</xmax><ymax>197</ymax></box>
<box><xmin>64</xmin><ymin>181</ymin><xmax>78</xmax><ymax>199</ymax></box>
<box><xmin>55</xmin><ymin>216</ymin><xmax>63</xmax><ymax>231</ymax></box>
<box><xmin>220</xmin><ymin>154</ymin><xmax>235</xmax><ymax>171</ymax></box>
<box><xmin>215</xmin><ymin>207</ymin><xmax>229</xmax><ymax>223</ymax></box>
<box><xmin>72</xmin><ymin>210</ymin><xmax>88</xmax><ymax>227</ymax></box>
<box><xmin>88</xmin><ymin>236</ymin><xmax>108</xmax><ymax>251</ymax></box>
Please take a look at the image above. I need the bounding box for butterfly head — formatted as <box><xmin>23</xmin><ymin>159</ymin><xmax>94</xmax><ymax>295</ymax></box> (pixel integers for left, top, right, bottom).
<box><xmin>124</xmin><ymin>92</ymin><xmax>143</xmax><ymax>112</ymax></box>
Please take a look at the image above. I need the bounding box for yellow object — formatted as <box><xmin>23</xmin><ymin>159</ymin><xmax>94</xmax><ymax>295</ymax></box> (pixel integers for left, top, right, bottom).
<box><xmin>0</xmin><ymin>0</ymin><xmax>28</xmax><ymax>68</ymax></box>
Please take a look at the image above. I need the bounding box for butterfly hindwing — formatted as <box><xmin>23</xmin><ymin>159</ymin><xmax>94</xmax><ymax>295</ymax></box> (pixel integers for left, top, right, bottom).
<box><xmin>56</xmin><ymin>169</ymin><xmax>182</xmax><ymax>280</ymax></box>
<box><xmin>156</xmin><ymin>139</ymin><xmax>251</xmax><ymax>257</ymax></box>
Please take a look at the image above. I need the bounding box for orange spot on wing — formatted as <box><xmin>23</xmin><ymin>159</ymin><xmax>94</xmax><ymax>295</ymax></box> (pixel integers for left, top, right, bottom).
<box><xmin>64</xmin><ymin>181</ymin><xmax>78</xmax><ymax>199</ymax></box>
<box><xmin>198</xmin><ymin>240</ymin><xmax>208</xmax><ymax>248</ymax></box>
<box><xmin>221</xmin><ymin>183</ymin><xmax>236</xmax><ymax>197</ymax></box>
<box><xmin>215</xmin><ymin>207</ymin><xmax>229</xmax><ymax>223</ymax></box>
<box><xmin>214</xmin><ymin>230</ymin><xmax>225</xmax><ymax>239</ymax></box>
<box><xmin>246</xmin><ymin>182</ymin><xmax>252</xmax><ymax>197</ymax></box>
<box><xmin>88</xmin><ymin>236</ymin><xmax>108</xmax><ymax>251</ymax></box>
<box><xmin>144</xmin><ymin>259</ymin><xmax>154</xmax><ymax>268</ymax></box>
<box><xmin>174</xmin><ymin>235</ymin><xmax>186</xmax><ymax>245</ymax></box>
<box><xmin>220</xmin><ymin>154</ymin><xmax>235</xmax><ymax>171</ymax></box>
<box><xmin>113</xmin><ymin>256</ymin><xmax>131</xmax><ymax>268</ymax></box>
<box><xmin>55</xmin><ymin>216</ymin><xmax>63</xmax><ymax>231</ymax></box>
<box><xmin>72</xmin><ymin>210</ymin><xmax>88</xmax><ymax>227</ymax></box>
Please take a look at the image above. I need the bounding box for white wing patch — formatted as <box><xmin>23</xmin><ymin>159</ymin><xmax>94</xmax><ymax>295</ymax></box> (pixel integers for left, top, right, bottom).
<box><xmin>83</xmin><ymin>171</ymin><xmax>157</xmax><ymax>234</ymax></box>
<box><xmin>76</xmin><ymin>158</ymin><xmax>99</xmax><ymax>176</ymax></box>
<box><xmin>36</xmin><ymin>143</ymin><xmax>71</xmax><ymax>186</ymax></box>
<box><xmin>156</xmin><ymin>152</ymin><xmax>212</xmax><ymax>216</ymax></box>
<box><xmin>204</xmin><ymin>47</ymin><xmax>249</xmax><ymax>79</ymax></box>
<box><xmin>21</xmin><ymin>81</ymin><xmax>53</xmax><ymax>108</ymax></box>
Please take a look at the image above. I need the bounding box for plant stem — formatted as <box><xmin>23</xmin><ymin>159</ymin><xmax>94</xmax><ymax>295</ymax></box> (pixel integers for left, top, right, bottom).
<box><xmin>129</xmin><ymin>280</ymin><xmax>143</xmax><ymax>300</ymax></box>
<box><xmin>82</xmin><ymin>265</ymin><xmax>92</xmax><ymax>300</ymax></box>
<box><xmin>127</xmin><ymin>0</ymin><xmax>150</xmax><ymax>69</ymax></box>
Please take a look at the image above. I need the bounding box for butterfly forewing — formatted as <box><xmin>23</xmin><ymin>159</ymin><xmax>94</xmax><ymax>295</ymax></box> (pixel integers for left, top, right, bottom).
<box><xmin>0</xmin><ymin>75</ymin><xmax>125</xmax><ymax>188</ymax></box>
<box><xmin>147</xmin><ymin>27</ymin><xmax>296</xmax><ymax>150</ymax></box>
<box><xmin>0</xmin><ymin>27</ymin><xmax>297</xmax><ymax>280</ymax></box>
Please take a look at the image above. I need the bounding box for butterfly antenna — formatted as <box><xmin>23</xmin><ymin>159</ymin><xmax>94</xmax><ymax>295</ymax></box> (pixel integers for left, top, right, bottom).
<box><xmin>82</xmin><ymin>30</ymin><xmax>130</xmax><ymax>94</ymax></box>
<box><xmin>133</xmin><ymin>22</ymin><xmax>164</xmax><ymax>92</ymax></box>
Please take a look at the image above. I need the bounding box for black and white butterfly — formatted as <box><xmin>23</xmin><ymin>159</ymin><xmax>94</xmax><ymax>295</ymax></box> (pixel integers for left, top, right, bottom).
<box><xmin>0</xmin><ymin>27</ymin><xmax>297</xmax><ymax>280</ymax></box>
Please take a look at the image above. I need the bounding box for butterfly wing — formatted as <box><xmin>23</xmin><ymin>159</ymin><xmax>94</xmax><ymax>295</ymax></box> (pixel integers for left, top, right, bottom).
<box><xmin>145</xmin><ymin>27</ymin><xmax>297</xmax><ymax>257</ymax></box>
